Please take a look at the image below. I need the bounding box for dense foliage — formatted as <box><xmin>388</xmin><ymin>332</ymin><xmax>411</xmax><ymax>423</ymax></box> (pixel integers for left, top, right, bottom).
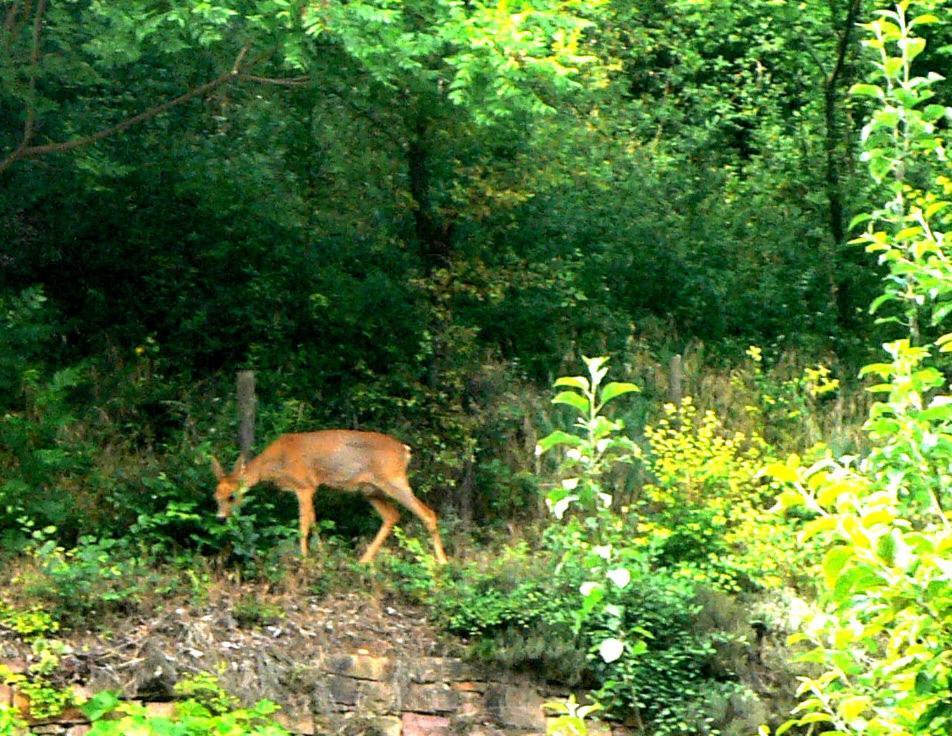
<box><xmin>6</xmin><ymin>0</ymin><xmax>949</xmax><ymax>539</ymax></box>
<box><xmin>1</xmin><ymin>1</ymin><xmax>950</xmax><ymax>735</ymax></box>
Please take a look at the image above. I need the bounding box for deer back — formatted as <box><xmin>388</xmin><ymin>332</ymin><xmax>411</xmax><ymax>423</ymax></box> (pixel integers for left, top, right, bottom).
<box><xmin>257</xmin><ymin>430</ymin><xmax>410</xmax><ymax>491</ymax></box>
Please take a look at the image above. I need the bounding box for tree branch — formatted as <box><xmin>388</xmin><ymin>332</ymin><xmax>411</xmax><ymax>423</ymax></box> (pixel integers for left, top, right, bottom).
<box><xmin>21</xmin><ymin>0</ymin><xmax>45</xmax><ymax>144</ymax></box>
<box><xmin>0</xmin><ymin>43</ymin><xmax>252</xmax><ymax>175</ymax></box>
<box><xmin>827</xmin><ymin>0</ymin><xmax>862</xmax><ymax>92</ymax></box>
<box><xmin>321</xmin><ymin>83</ymin><xmax>406</xmax><ymax>149</ymax></box>
<box><xmin>3</xmin><ymin>0</ymin><xmax>22</xmax><ymax>50</ymax></box>
<box><xmin>240</xmin><ymin>73</ymin><xmax>310</xmax><ymax>86</ymax></box>
<box><xmin>3</xmin><ymin>0</ymin><xmax>30</xmax><ymax>55</ymax></box>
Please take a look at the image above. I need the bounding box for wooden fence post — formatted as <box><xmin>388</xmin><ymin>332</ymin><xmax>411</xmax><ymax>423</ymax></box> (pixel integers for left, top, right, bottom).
<box><xmin>669</xmin><ymin>354</ymin><xmax>683</xmax><ymax>407</ymax></box>
<box><xmin>237</xmin><ymin>370</ymin><xmax>256</xmax><ymax>460</ymax></box>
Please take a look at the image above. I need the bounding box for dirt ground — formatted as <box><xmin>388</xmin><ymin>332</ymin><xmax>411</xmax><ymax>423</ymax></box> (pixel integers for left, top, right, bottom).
<box><xmin>1</xmin><ymin>584</ymin><xmax>464</xmax><ymax>701</ymax></box>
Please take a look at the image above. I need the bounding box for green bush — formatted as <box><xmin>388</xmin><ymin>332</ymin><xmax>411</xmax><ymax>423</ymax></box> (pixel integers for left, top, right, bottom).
<box><xmin>386</xmin><ymin>525</ymin><xmax>757</xmax><ymax>734</ymax></box>
<box><xmin>16</xmin><ymin>528</ymin><xmax>146</xmax><ymax>626</ymax></box>
<box><xmin>80</xmin><ymin>694</ymin><xmax>291</xmax><ymax>736</ymax></box>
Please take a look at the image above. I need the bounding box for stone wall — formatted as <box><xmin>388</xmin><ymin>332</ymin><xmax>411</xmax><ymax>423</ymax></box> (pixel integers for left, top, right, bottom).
<box><xmin>2</xmin><ymin>653</ymin><xmax>633</xmax><ymax>736</ymax></box>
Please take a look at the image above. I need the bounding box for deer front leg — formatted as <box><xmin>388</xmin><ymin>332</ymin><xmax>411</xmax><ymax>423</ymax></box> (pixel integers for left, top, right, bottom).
<box><xmin>295</xmin><ymin>488</ymin><xmax>316</xmax><ymax>556</ymax></box>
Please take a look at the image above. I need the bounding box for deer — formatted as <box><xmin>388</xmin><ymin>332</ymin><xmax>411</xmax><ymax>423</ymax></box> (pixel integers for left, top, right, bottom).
<box><xmin>210</xmin><ymin>430</ymin><xmax>448</xmax><ymax>564</ymax></box>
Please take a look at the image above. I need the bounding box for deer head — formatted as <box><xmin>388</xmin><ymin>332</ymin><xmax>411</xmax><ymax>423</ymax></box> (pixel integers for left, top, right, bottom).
<box><xmin>210</xmin><ymin>456</ymin><xmax>248</xmax><ymax>518</ymax></box>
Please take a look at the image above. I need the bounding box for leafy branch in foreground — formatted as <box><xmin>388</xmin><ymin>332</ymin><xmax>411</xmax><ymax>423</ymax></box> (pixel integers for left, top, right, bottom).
<box><xmin>769</xmin><ymin>4</ymin><xmax>951</xmax><ymax>735</ymax></box>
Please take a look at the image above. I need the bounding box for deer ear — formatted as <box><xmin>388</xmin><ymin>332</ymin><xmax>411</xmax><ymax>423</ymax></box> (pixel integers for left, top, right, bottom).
<box><xmin>232</xmin><ymin>455</ymin><xmax>246</xmax><ymax>476</ymax></box>
<box><xmin>210</xmin><ymin>456</ymin><xmax>225</xmax><ymax>480</ymax></box>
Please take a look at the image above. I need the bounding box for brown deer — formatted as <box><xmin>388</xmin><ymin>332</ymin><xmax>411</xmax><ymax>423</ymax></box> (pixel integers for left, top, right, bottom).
<box><xmin>210</xmin><ymin>430</ymin><xmax>447</xmax><ymax>564</ymax></box>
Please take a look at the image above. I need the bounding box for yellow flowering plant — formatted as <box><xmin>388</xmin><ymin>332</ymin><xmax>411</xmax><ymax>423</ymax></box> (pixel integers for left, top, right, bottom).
<box><xmin>638</xmin><ymin>398</ymin><xmax>802</xmax><ymax>592</ymax></box>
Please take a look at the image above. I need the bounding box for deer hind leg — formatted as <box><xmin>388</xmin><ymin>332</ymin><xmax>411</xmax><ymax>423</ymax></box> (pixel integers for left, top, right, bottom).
<box><xmin>294</xmin><ymin>487</ymin><xmax>316</xmax><ymax>557</ymax></box>
<box><xmin>360</xmin><ymin>497</ymin><xmax>401</xmax><ymax>564</ymax></box>
<box><xmin>381</xmin><ymin>479</ymin><xmax>448</xmax><ymax>565</ymax></box>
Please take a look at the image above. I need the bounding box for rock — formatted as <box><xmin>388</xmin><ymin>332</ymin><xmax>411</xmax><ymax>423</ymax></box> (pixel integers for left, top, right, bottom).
<box><xmin>327</xmin><ymin>675</ymin><xmax>360</xmax><ymax>706</ymax></box>
<box><xmin>273</xmin><ymin>710</ymin><xmax>316</xmax><ymax>735</ymax></box>
<box><xmin>585</xmin><ymin>720</ymin><xmax>613</xmax><ymax>736</ymax></box>
<box><xmin>402</xmin><ymin>684</ymin><xmax>459</xmax><ymax>715</ymax></box>
<box><xmin>455</xmin><ymin>691</ymin><xmax>484</xmax><ymax>719</ymax></box>
<box><xmin>28</xmin><ymin>725</ymin><xmax>64</xmax><ymax>734</ymax></box>
<box><xmin>131</xmin><ymin>643</ymin><xmax>178</xmax><ymax>699</ymax></box>
<box><xmin>484</xmin><ymin>683</ymin><xmax>545</xmax><ymax>730</ymax></box>
<box><xmin>374</xmin><ymin>715</ymin><xmax>403</xmax><ymax>736</ymax></box>
<box><xmin>409</xmin><ymin>658</ymin><xmax>478</xmax><ymax>684</ymax></box>
<box><xmin>69</xmin><ymin>685</ymin><xmax>94</xmax><ymax>703</ymax></box>
<box><xmin>402</xmin><ymin>712</ymin><xmax>451</xmax><ymax>736</ymax></box>
<box><xmin>1</xmin><ymin>659</ymin><xmax>27</xmax><ymax>674</ymax></box>
<box><xmin>451</xmin><ymin>681</ymin><xmax>486</xmax><ymax>693</ymax></box>
<box><xmin>358</xmin><ymin>680</ymin><xmax>398</xmax><ymax>712</ymax></box>
<box><xmin>311</xmin><ymin>681</ymin><xmax>347</xmax><ymax>714</ymax></box>
<box><xmin>84</xmin><ymin>668</ymin><xmax>125</xmax><ymax>696</ymax></box>
<box><xmin>326</xmin><ymin>654</ymin><xmax>393</xmax><ymax>681</ymax></box>
<box><xmin>461</xmin><ymin>728</ymin><xmax>506</xmax><ymax>736</ymax></box>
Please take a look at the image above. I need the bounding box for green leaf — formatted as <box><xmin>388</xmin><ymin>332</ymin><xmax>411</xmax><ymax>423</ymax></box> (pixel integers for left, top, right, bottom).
<box><xmin>918</xmin><ymin>398</ymin><xmax>952</xmax><ymax>421</ymax></box>
<box><xmin>598</xmin><ymin>637</ymin><xmax>624</xmax><ymax>663</ymax></box>
<box><xmin>884</xmin><ymin>57</ymin><xmax>904</xmax><ymax>78</ymax></box>
<box><xmin>910</xmin><ymin>13</ymin><xmax>941</xmax><ymax>26</ymax></box>
<box><xmin>925</xmin><ymin>201</ymin><xmax>949</xmax><ymax>219</ymax></box>
<box><xmin>552</xmin><ymin>390</ymin><xmax>590</xmax><ymax>414</ymax></box>
<box><xmin>773</xmin><ymin>489</ymin><xmax>804</xmax><ymax>511</ymax></box>
<box><xmin>898</xmin><ymin>37</ymin><xmax>926</xmax><ymax>61</ymax></box>
<box><xmin>859</xmin><ymin>362</ymin><xmax>894</xmax><ymax>378</ymax></box>
<box><xmin>81</xmin><ymin>691</ymin><xmax>121</xmax><ymax>721</ymax></box>
<box><xmin>554</xmin><ymin>376</ymin><xmax>590</xmax><ymax>392</ymax></box>
<box><xmin>850</xmin><ymin>83</ymin><xmax>884</xmax><ymax>99</ymax></box>
<box><xmin>922</xmin><ymin>105</ymin><xmax>949</xmax><ymax>123</ymax></box>
<box><xmin>547</xmin><ymin>490</ymin><xmax>579</xmax><ymax>520</ymax></box>
<box><xmin>798</xmin><ymin>713</ymin><xmax>833</xmax><ymax>724</ymax></box>
<box><xmin>775</xmin><ymin>720</ymin><xmax>797</xmax><ymax>736</ymax></box>
<box><xmin>537</xmin><ymin>430</ymin><xmax>582</xmax><ymax>453</ymax></box>
<box><xmin>930</xmin><ymin>301</ymin><xmax>952</xmax><ymax>327</ymax></box>
<box><xmin>800</xmin><ymin>516</ymin><xmax>837</xmax><ymax>542</ymax></box>
<box><xmin>599</xmin><ymin>381</ymin><xmax>640</xmax><ymax>405</ymax></box>
<box><xmin>848</xmin><ymin>213</ymin><xmax>873</xmax><ymax>230</ymax></box>
<box><xmin>583</xmin><ymin>356</ymin><xmax>610</xmax><ymax>388</ymax></box>
<box><xmin>764</xmin><ymin>461</ymin><xmax>799</xmax><ymax>484</ymax></box>
<box><xmin>822</xmin><ymin>546</ymin><xmax>851</xmax><ymax>589</ymax></box>
<box><xmin>839</xmin><ymin>696</ymin><xmax>872</xmax><ymax>721</ymax></box>
<box><xmin>868</xmin><ymin>154</ymin><xmax>893</xmax><ymax>181</ymax></box>
<box><xmin>590</xmin><ymin>415</ymin><xmax>621</xmax><ymax>439</ymax></box>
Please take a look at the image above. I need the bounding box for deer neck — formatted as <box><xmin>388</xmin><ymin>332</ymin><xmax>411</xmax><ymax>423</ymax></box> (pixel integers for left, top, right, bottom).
<box><xmin>236</xmin><ymin>455</ymin><xmax>265</xmax><ymax>488</ymax></box>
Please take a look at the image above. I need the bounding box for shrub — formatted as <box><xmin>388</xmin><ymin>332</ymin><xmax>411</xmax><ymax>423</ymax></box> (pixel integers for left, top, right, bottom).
<box><xmin>79</xmin><ymin>686</ymin><xmax>290</xmax><ymax>736</ymax></box>
<box><xmin>530</xmin><ymin>356</ymin><xmax>769</xmax><ymax>734</ymax></box>
<box><xmin>15</xmin><ymin>528</ymin><xmax>146</xmax><ymax>626</ymax></box>
<box><xmin>386</xmin><ymin>513</ymin><xmax>761</xmax><ymax>735</ymax></box>
<box><xmin>638</xmin><ymin>398</ymin><xmax>802</xmax><ymax>592</ymax></box>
